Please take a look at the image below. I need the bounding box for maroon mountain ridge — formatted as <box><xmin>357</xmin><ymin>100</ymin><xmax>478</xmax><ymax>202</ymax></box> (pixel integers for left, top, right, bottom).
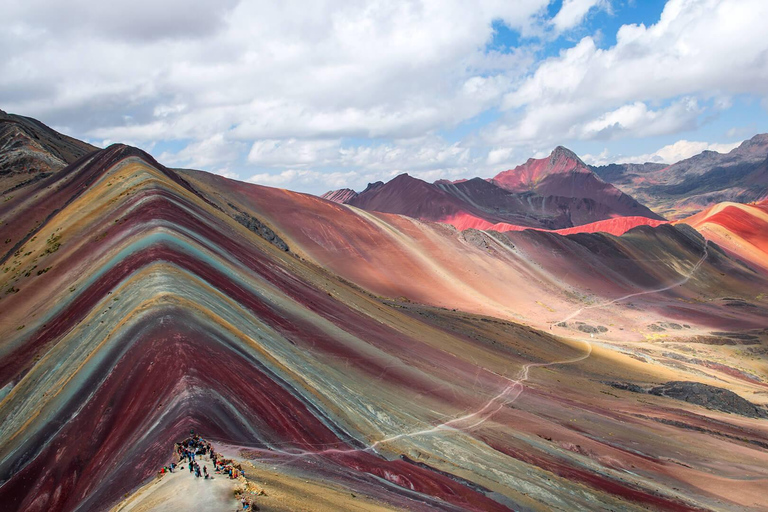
<box><xmin>323</xmin><ymin>146</ymin><xmax>664</xmax><ymax>230</ymax></box>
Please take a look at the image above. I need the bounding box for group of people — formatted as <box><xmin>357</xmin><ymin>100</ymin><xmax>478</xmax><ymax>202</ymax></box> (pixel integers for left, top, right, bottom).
<box><xmin>176</xmin><ymin>432</ymin><xmax>215</xmax><ymax>479</ymax></box>
<box><xmin>160</xmin><ymin>430</ymin><xmax>255</xmax><ymax>510</ymax></box>
<box><xmin>188</xmin><ymin>459</ymin><xmax>209</xmax><ymax>478</ymax></box>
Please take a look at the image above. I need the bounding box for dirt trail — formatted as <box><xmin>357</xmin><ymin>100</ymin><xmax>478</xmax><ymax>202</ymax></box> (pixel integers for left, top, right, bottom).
<box><xmin>111</xmin><ymin>468</ymin><xmax>239</xmax><ymax>512</ymax></box>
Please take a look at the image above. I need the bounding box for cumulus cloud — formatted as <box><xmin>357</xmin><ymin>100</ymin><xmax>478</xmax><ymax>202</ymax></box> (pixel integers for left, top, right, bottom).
<box><xmin>2</xmin><ymin>0</ymin><xmax>765</xmax><ymax>194</ymax></box>
<box><xmin>6</xmin><ymin>0</ymin><xmax>239</xmax><ymax>42</ymax></box>
<box><xmin>246</xmin><ymin>136</ymin><xmax>480</xmax><ymax>192</ymax></box>
<box><xmin>552</xmin><ymin>0</ymin><xmax>607</xmax><ymax>32</ymax></box>
<box><xmin>248</xmin><ymin>139</ymin><xmax>341</xmax><ymax>167</ymax></box>
<box><xmin>340</xmin><ymin>140</ymin><xmax>472</xmax><ymax>171</ymax></box>
<box><xmin>489</xmin><ymin>0</ymin><xmax>768</xmax><ymax>147</ymax></box>
<box><xmin>160</xmin><ymin>134</ymin><xmax>245</xmax><ymax>169</ymax></box>
<box><xmin>247</xmin><ymin>169</ymin><xmax>362</xmax><ymax>190</ymax></box>
<box><xmin>576</xmin><ymin>97</ymin><xmax>701</xmax><ymax>140</ymax></box>
<box><xmin>487</xmin><ymin>147</ymin><xmax>517</xmax><ymax>166</ymax></box>
<box><xmin>1</xmin><ymin>0</ymin><xmax>544</xmax><ymax>141</ymax></box>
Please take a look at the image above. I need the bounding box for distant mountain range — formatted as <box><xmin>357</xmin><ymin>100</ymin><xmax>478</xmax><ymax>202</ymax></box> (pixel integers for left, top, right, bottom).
<box><xmin>590</xmin><ymin>134</ymin><xmax>768</xmax><ymax>219</ymax></box>
<box><xmin>324</xmin><ymin>134</ymin><xmax>768</xmax><ymax>232</ymax></box>
<box><xmin>323</xmin><ymin>146</ymin><xmax>665</xmax><ymax>236</ymax></box>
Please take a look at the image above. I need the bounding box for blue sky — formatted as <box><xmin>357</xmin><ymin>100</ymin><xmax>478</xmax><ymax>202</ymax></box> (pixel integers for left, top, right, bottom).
<box><xmin>4</xmin><ymin>0</ymin><xmax>768</xmax><ymax>193</ymax></box>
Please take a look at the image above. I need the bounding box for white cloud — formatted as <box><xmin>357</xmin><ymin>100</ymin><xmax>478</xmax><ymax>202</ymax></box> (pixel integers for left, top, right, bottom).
<box><xmin>340</xmin><ymin>140</ymin><xmax>472</xmax><ymax>171</ymax></box>
<box><xmin>490</xmin><ymin>0</ymin><xmax>768</xmax><ymax>147</ymax></box>
<box><xmin>2</xmin><ymin>0</ymin><xmax>765</xmax><ymax>195</ymax></box>
<box><xmin>6</xmin><ymin>0</ymin><xmax>239</xmax><ymax>42</ymax></box>
<box><xmin>552</xmin><ymin>0</ymin><xmax>606</xmax><ymax>32</ymax></box>
<box><xmin>212</xmin><ymin>167</ymin><xmax>240</xmax><ymax>180</ymax></box>
<box><xmin>1</xmin><ymin>0</ymin><xmax>545</xmax><ymax>142</ymax></box>
<box><xmin>0</xmin><ymin>0</ymin><xmax>559</xmax><ymax>194</ymax></box>
<box><xmin>248</xmin><ymin>139</ymin><xmax>341</xmax><ymax>167</ymax></box>
<box><xmin>247</xmin><ymin>169</ymin><xmax>361</xmax><ymax>189</ymax></box>
<box><xmin>487</xmin><ymin>147</ymin><xmax>517</xmax><ymax>166</ymax></box>
<box><xmin>246</xmin><ymin>136</ymin><xmax>475</xmax><ymax>171</ymax></box>
<box><xmin>580</xmin><ymin>148</ymin><xmax>612</xmax><ymax>166</ymax></box>
<box><xmin>245</xmin><ymin>136</ymin><xmax>484</xmax><ymax>192</ymax></box>
<box><xmin>160</xmin><ymin>134</ymin><xmax>245</xmax><ymax>169</ymax></box>
<box><xmin>576</xmin><ymin>97</ymin><xmax>701</xmax><ymax>140</ymax></box>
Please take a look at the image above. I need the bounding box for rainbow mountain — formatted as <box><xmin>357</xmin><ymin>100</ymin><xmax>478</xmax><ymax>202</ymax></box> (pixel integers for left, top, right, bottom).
<box><xmin>1</xmin><ymin>113</ymin><xmax>768</xmax><ymax>511</ymax></box>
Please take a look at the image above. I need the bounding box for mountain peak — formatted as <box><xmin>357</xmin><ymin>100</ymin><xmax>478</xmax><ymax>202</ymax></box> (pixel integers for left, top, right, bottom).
<box><xmin>0</xmin><ymin>111</ymin><xmax>97</xmax><ymax>177</ymax></box>
<box><xmin>737</xmin><ymin>133</ymin><xmax>768</xmax><ymax>151</ymax></box>
<box><xmin>321</xmin><ymin>188</ymin><xmax>358</xmax><ymax>204</ymax></box>
<box><xmin>488</xmin><ymin>146</ymin><xmax>663</xmax><ymax>220</ymax></box>
<box><xmin>550</xmin><ymin>145</ymin><xmax>583</xmax><ymax>165</ymax></box>
<box><xmin>491</xmin><ymin>145</ymin><xmax>590</xmax><ymax>193</ymax></box>
<box><xmin>360</xmin><ymin>180</ymin><xmax>385</xmax><ymax>194</ymax></box>
<box><xmin>383</xmin><ymin>173</ymin><xmax>434</xmax><ymax>189</ymax></box>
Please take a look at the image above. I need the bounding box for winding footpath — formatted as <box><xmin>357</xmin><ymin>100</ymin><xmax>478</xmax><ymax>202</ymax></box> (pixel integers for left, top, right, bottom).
<box><xmin>263</xmin><ymin>239</ymin><xmax>710</xmax><ymax>460</ymax></box>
